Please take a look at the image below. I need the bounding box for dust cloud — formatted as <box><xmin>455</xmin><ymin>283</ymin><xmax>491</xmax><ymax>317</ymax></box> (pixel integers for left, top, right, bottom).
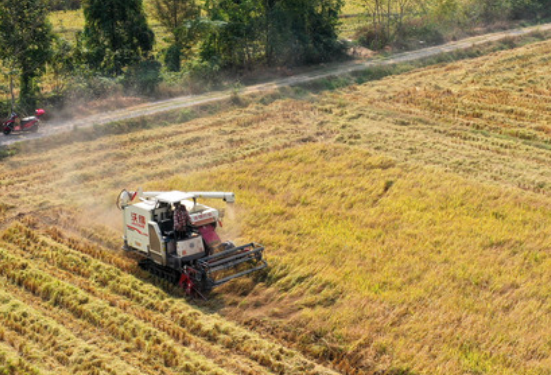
<box><xmin>90</xmin><ymin>205</ymin><xmax>123</xmax><ymax>231</ymax></box>
<box><xmin>218</xmin><ymin>203</ymin><xmax>244</xmax><ymax>243</ymax></box>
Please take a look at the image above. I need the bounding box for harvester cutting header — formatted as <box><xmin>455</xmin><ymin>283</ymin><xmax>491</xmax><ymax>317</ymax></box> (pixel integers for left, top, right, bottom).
<box><xmin>117</xmin><ymin>189</ymin><xmax>267</xmax><ymax>297</ymax></box>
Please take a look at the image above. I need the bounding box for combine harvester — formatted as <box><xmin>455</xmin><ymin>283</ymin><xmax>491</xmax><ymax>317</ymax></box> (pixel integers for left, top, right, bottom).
<box><xmin>117</xmin><ymin>189</ymin><xmax>267</xmax><ymax>298</ymax></box>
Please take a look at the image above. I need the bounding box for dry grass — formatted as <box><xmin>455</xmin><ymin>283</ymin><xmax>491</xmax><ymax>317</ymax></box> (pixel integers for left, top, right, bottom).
<box><xmin>3</xmin><ymin>35</ymin><xmax>551</xmax><ymax>375</ymax></box>
<box><xmin>332</xmin><ymin>38</ymin><xmax>551</xmax><ymax>195</ymax></box>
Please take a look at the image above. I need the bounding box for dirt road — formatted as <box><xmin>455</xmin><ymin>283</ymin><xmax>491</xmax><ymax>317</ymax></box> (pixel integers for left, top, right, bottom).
<box><xmin>2</xmin><ymin>22</ymin><xmax>551</xmax><ymax>147</ymax></box>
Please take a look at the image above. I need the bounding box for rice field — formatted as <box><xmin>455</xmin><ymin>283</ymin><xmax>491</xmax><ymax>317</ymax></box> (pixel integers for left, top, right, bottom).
<box><xmin>335</xmin><ymin>37</ymin><xmax>551</xmax><ymax>194</ymax></box>
<box><xmin>3</xmin><ymin>33</ymin><xmax>551</xmax><ymax>375</ymax></box>
<box><xmin>0</xmin><ymin>217</ymin><xmax>338</xmax><ymax>375</ymax></box>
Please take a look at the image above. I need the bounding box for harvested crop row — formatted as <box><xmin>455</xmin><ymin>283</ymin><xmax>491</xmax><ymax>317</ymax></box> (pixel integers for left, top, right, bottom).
<box><xmin>2</xmin><ymin>221</ymin><xmax>339</xmax><ymax>375</ymax></box>
<box><xmin>330</xmin><ymin>39</ymin><xmax>551</xmax><ymax>194</ymax></box>
<box><xmin>0</xmin><ymin>339</ymin><xmax>50</xmax><ymax>375</ymax></box>
<box><xmin>0</xmin><ymin>243</ymin><xmax>234</xmax><ymax>375</ymax></box>
<box><xmin>1</xmin><ymin>227</ymin><xmax>275</xmax><ymax>375</ymax></box>
<box><xmin>0</xmin><ymin>288</ymin><xmax>144</xmax><ymax>375</ymax></box>
<box><xmin>0</xmin><ymin>319</ymin><xmax>59</xmax><ymax>375</ymax></box>
<box><xmin>0</xmin><ymin>271</ymin><xmax>188</xmax><ymax>375</ymax></box>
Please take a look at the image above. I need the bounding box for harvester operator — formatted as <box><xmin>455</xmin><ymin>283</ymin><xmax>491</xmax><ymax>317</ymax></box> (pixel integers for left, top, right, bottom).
<box><xmin>173</xmin><ymin>202</ymin><xmax>192</xmax><ymax>240</ymax></box>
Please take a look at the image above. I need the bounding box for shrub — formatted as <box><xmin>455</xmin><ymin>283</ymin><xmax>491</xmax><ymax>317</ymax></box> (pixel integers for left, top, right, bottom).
<box><xmin>355</xmin><ymin>17</ymin><xmax>445</xmax><ymax>51</ymax></box>
<box><xmin>509</xmin><ymin>0</ymin><xmax>551</xmax><ymax>20</ymax></box>
<box><xmin>0</xmin><ymin>100</ymin><xmax>10</xmax><ymax>118</ymax></box>
<box><xmin>123</xmin><ymin>59</ymin><xmax>162</xmax><ymax>96</ymax></box>
<box><xmin>395</xmin><ymin>18</ymin><xmax>445</xmax><ymax>50</ymax></box>
<box><xmin>186</xmin><ymin>58</ymin><xmax>221</xmax><ymax>88</ymax></box>
<box><xmin>81</xmin><ymin>75</ymin><xmax>121</xmax><ymax>99</ymax></box>
<box><xmin>354</xmin><ymin>24</ymin><xmax>391</xmax><ymax>50</ymax></box>
<box><xmin>164</xmin><ymin>44</ymin><xmax>182</xmax><ymax>73</ymax></box>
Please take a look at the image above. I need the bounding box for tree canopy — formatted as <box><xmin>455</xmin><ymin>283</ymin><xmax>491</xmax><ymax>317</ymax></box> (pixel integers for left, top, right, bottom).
<box><xmin>201</xmin><ymin>0</ymin><xmax>344</xmax><ymax>70</ymax></box>
<box><xmin>151</xmin><ymin>0</ymin><xmax>201</xmax><ymax>71</ymax></box>
<box><xmin>266</xmin><ymin>0</ymin><xmax>343</xmax><ymax>65</ymax></box>
<box><xmin>82</xmin><ymin>0</ymin><xmax>155</xmax><ymax>75</ymax></box>
<box><xmin>0</xmin><ymin>0</ymin><xmax>54</xmax><ymax>108</ymax></box>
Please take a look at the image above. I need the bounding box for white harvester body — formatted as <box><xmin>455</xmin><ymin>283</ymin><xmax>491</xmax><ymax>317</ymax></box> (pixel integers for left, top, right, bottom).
<box><xmin>117</xmin><ymin>189</ymin><xmax>266</xmax><ymax>297</ymax></box>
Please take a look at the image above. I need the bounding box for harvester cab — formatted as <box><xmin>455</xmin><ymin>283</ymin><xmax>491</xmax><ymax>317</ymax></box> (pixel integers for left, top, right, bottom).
<box><xmin>117</xmin><ymin>189</ymin><xmax>267</xmax><ymax>297</ymax></box>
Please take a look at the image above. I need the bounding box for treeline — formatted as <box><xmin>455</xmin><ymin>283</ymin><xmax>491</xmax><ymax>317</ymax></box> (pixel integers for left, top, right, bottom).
<box><xmin>0</xmin><ymin>0</ymin><xmax>344</xmax><ymax>115</ymax></box>
<box><xmin>1</xmin><ymin>0</ymin><xmax>551</xmax><ymax>115</ymax></box>
<box><xmin>356</xmin><ymin>0</ymin><xmax>551</xmax><ymax>50</ymax></box>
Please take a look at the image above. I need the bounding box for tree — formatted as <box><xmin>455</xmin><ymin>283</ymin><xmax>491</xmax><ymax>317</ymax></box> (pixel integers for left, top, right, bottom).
<box><xmin>201</xmin><ymin>0</ymin><xmax>343</xmax><ymax>69</ymax></box>
<box><xmin>82</xmin><ymin>0</ymin><xmax>155</xmax><ymax>75</ymax></box>
<box><xmin>266</xmin><ymin>0</ymin><xmax>344</xmax><ymax>65</ymax></box>
<box><xmin>508</xmin><ymin>0</ymin><xmax>551</xmax><ymax>19</ymax></box>
<box><xmin>48</xmin><ymin>36</ymin><xmax>76</xmax><ymax>96</ymax></box>
<box><xmin>0</xmin><ymin>0</ymin><xmax>54</xmax><ymax>111</ymax></box>
<box><xmin>202</xmin><ymin>0</ymin><xmax>264</xmax><ymax>70</ymax></box>
<box><xmin>151</xmin><ymin>0</ymin><xmax>201</xmax><ymax>71</ymax></box>
<box><xmin>361</xmin><ymin>0</ymin><xmax>420</xmax><ymax>49</ymax></box>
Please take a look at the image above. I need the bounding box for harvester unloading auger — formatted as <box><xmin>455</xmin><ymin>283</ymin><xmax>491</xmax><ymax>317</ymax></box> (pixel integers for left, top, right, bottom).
<box><xmin>117</xmin><ymin>189</ymin><xmax>267</xmax><ymax>298</ymax></box>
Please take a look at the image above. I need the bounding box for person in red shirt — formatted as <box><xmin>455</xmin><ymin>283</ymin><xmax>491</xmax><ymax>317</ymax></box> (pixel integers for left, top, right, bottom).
<box><xmin>173</xmin><ymin>202</ymin><xmax>192</xmax><ymax>240</ymax></box>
